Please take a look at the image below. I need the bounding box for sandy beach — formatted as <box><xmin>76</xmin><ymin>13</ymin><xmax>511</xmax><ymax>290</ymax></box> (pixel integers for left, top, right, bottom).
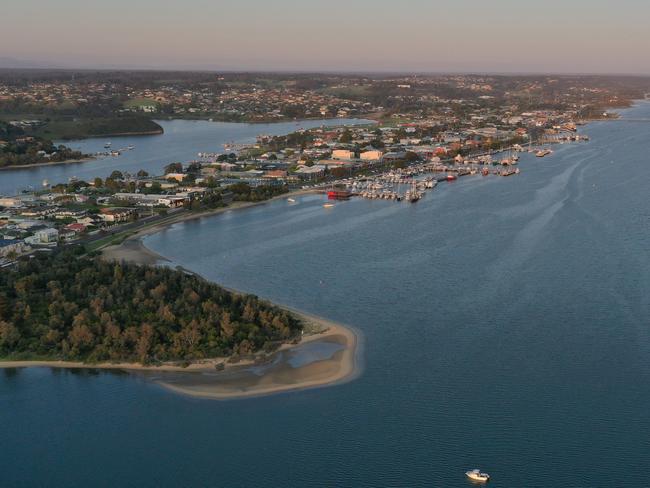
<box><xmin>154</xmin><ymin>316</ymin><xmax>359</xmax><ymax>400</ymax></box>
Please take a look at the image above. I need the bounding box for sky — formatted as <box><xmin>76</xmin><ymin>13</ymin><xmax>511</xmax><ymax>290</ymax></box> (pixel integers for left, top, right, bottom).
<box><xmin>2</xmin><ymin>0</ymin><xmax>650</xmax><ymax>74</ymax></box>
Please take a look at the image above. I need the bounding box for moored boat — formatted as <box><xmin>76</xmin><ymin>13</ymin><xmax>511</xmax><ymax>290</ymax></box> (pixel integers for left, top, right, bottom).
<box><xmin>327</xmin><ymin>189</ymin><xmax>351</xmax><ymax>200</ymax></box>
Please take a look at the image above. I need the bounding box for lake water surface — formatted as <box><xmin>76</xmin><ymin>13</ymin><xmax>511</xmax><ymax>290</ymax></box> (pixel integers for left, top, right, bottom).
<box><xmin>2</xmin><ymin>104</ymin><xmax>650</xmax><ymax>487</ymax></box>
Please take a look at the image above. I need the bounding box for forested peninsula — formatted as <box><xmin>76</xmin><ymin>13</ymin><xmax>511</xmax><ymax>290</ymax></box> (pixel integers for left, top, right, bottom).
<box><xmin>0</xmin><ymin>249</ymin><xmax>303</xmax><ymax>365</ymax></box>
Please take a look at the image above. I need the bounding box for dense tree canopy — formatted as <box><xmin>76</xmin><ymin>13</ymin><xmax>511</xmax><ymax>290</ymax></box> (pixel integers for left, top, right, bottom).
<box><xmin>0</xmin><ymin>249</ymin><xmax>302</xmax><ymax>364</ymax></box>
<box><xmin>230</xmin><ymin>182</ymin><xmax>289</xmax><ymax>201</ymax></box>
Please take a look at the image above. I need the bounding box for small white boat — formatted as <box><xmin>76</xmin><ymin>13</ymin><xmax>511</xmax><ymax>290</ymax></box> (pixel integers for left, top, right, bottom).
<box><xmin>287</xmin><ymin>198</ymin><xmax>296</xmax><ymax>203</ymax></box>
<box><xmin>323</xmin><ymin>203</ymin><xmax>335</xmax><ymax>209</ymax></box>
<box><xmin>466</xmin><ymin>469</ymin><xmax>490</xmax><ymax>483</ymax></box>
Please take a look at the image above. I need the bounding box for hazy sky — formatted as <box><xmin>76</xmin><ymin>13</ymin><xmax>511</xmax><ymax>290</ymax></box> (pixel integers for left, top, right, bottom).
<box><xmin>2</xmin><ymin>0</ymin><xmax>650</xmax><ymax>73</ymax></box>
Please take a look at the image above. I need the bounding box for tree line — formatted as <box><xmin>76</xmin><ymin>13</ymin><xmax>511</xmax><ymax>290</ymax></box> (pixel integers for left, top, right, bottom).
<box><xmin>0</xmin><ymin>248</ymin><xmax>303</xmax><ymax>365</ymax></box>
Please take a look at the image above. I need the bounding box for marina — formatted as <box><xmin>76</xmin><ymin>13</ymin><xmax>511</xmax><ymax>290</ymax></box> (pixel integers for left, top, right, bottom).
<box><xmin>322</xmin><ymin>154</ymin><xmax>525</xmax><ymax>203</ymax></box>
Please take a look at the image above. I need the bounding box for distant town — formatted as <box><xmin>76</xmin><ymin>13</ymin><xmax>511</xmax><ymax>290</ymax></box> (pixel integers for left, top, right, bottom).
<box><xmin>1</xmin><ymin>71</ymin><xmax>648</xmax><ymax>267</ymax></box>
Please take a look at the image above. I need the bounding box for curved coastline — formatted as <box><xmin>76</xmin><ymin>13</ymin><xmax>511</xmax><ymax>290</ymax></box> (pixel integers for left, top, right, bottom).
<box><xmin>156</xmin><ymin>317</ymin><xmax>361</xmax><ymax>400</ymax></box>
<box><xmin>0</xmin><ymin>311</ymin><xmax>361</xmax><ymax>401</ymax></box>
<box><xmin>1</xmin><ymin>196</ymin><xmax>362</xmax><ymax>400</ymax></box>
<box><xmin>0</xmin><ymin>304</ymin><xmax>361</xmax><ymax>400</ymax></box>
<box><xmin>108</xmin><ymin>226</ymin><xmax>362</xmax><ymax>400</ymax></box>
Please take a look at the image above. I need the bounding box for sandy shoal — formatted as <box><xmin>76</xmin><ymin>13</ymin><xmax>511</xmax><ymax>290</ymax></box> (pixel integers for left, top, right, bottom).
<box><xmin>0</xmin><ymin>303</ymin><xmax>360</xmax><ymax>400</ymax></box>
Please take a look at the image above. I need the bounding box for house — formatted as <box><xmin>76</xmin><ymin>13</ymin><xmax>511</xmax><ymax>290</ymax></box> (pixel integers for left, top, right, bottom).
<box><xmin>64</xmin><ymin>223</ymin><xmax>87</xmax><ymax>234</ymax></box>
<box><xmin>54</xmin><ymin>209</ymin><xmax>87</xmax><ymax>220</ymax></box>
<box><xmin>35</xmin><ymin>228</ymin><xmax>59</xmax><ymax>243</ymax></box>
<box><xmin>264</xmin><ymin>170</ymin><xmax>288</xmax><ymax>179</ymax></box>
<box><xmin>318</xmin><ymin>159</ymin><xmax>357</xmax><ymax>169</ymax></box>
<box><xmin>0</xmin><ymin>239</ymin><xmax>28</xmax><ymax>258</ymax></box>
<box><xmin>164</xmin><ymin>173</ymin><xmax>186</xmax><ymax>182</ymax></box>
<box><xmin>99</xmin><ymin>208</ymin><xmax>136</xmax><ymax>223</ymax></box>
<box><xmin>0</xmin><ymin>197</ymin><xmax>22</xmax><ymax>208</ymax></box>
<box><xmin>113</xmin><ymin>193</ymin><xmax>186</xmax><ymax>208</ymax></box>
<box><xmin>382</xmin><ymin>151</ymin><xmax>407</xmax><ymax>162</ymax></box>
<box><xmin>294</xmin><ymin>165</ymin><xmax>325</xmax><ymax>179</ymax></box>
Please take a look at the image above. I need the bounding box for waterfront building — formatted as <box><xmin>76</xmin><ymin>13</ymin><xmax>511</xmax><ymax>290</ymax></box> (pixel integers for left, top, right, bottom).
<box><xmin>360</xmin><ymin>150</ymin><xmax>383</xmax><ymax>162</ymax></box>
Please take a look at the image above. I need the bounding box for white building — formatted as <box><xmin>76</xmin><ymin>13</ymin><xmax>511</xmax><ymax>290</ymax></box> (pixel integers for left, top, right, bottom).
<box><xmin>35</xmin><ymin>228</ymin><xmax>59</xmax><ymax>243</ymax></box>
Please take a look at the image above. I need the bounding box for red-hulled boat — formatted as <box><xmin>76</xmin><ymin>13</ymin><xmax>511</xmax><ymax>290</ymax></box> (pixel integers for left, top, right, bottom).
<box><xmin>327</xmin><ymin>190</ymin><xmax>351</xmax><ymax>200</ymax></box>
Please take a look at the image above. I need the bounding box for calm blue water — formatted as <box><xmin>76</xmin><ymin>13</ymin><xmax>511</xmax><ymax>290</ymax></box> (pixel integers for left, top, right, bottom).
<box><xmin>0</xmin><ymin>117</ymin><xmax>371</xmax><ymax>195</ymax></box>
<box><xmin>2</xmin><ymin>103</ymin><xmax>650</xmax><ymax>487</ymax></box>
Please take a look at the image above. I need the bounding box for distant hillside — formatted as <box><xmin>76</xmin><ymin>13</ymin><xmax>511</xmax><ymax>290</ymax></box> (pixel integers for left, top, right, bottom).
<box><xmin>35</xmin><ymin>116</ymin><xmax>164</xmax><ymax>140</ymax></box>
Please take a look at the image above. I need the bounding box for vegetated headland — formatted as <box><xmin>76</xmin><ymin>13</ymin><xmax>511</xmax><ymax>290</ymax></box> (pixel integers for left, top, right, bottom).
<box><xmin>0</xmin><ymin>243</ymin><xmax>360</xmax><ymax>399</ymax></box>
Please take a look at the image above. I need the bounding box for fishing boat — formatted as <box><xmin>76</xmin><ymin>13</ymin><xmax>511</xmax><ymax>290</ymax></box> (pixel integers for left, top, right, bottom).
<box><xmin>466</xmin><ymin>469</ymin><xmax>490</xmax><ymax>482</ymax></box>
<box><xmin>327</xmin><ymin>189</ymin><xmax>351</xmax><ymax>200</ymax></box>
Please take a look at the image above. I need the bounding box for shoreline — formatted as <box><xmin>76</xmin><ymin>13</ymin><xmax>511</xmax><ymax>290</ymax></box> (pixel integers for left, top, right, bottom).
<box><xmin>0</xmin><ymin>156</ymin><xmax>95</xmax><ymax>171</ymax></box>
<box><xmin>0</xmin><ymin>309</ymin><xmax>360</xmax><ymax>400</ymax></box>
<box><xmin>100</xmin><ymin>188</ymin><xmax>323</xmax><ymax>257</ymax></box>
<box><xmin>156</xmin><ymin>316</ymin><xmax>360</xmax><ymax>400</ymax></box>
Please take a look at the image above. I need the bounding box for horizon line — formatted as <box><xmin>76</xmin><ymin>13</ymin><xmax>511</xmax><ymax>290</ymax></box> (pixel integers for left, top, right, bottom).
<box><xmin>1</xmin><ymin>66</ymin><xmax>650</xmax><ymax>78</ymax></box>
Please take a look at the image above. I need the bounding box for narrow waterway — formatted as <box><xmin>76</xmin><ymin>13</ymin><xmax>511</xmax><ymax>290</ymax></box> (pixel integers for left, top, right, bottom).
<box><xmin>0</xmin><ymin>117</ymin><xmax>371</xmax><ymax>195</ymax></box>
